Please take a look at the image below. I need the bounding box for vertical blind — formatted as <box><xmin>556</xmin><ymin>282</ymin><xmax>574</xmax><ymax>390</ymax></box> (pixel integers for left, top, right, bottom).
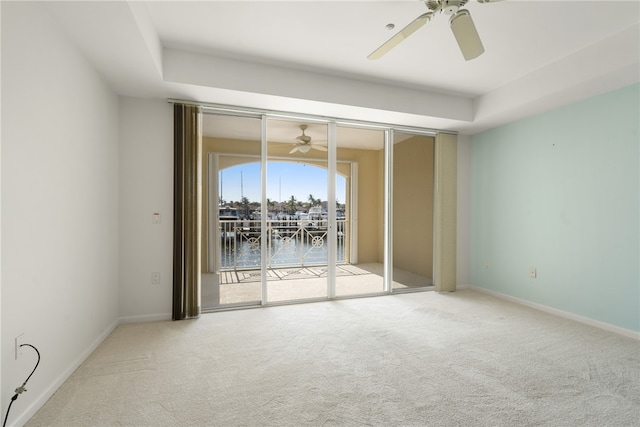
<box><xmin>433</xmin><ymin>132</ymin><xmax>457</xmax><ymax>292</ymax></box>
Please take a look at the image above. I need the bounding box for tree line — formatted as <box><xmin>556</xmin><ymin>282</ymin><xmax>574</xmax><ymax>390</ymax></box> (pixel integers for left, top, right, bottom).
<box><xmin>220</xmin><ymin>194</ymin><xmax>343</xmax><ymax>215</ymax></box>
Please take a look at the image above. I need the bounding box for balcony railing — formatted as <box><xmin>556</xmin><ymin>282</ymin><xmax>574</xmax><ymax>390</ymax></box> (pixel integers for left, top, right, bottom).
<box><xmin>218</xmin><ymin>219</ymin><xmax>347</xmax><ymax>271</ymax></box>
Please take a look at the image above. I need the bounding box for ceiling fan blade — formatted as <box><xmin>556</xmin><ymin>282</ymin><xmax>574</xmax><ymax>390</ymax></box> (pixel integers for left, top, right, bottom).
<box><xmin>289</xmin><ymin>146</ymin><xmax>299</xmax><ymax>154</ymax></box>
<box><xmin>450</xmin><ymin>9</ymin><xmax>484</xmax><ymax>61</ymax></box>
<box><xmin>368</xmin><ymin>12</ymin><xmax>433</xmax><ymax>60</ymax></box>
<box><xmin>311</xmin><ymin>145</ymin><xmax>327</xmax><ymax>152</ymax></box>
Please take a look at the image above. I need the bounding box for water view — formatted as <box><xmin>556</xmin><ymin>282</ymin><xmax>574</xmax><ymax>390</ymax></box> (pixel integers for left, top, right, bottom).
<box><xmin>219</xmin><ymin>219</ymin><xmax>346</xmax><ymax>270</ymax></box>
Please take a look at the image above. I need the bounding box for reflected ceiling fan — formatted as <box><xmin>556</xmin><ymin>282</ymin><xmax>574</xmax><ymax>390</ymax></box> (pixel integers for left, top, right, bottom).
<box><xmin>368</xmin><ymin>0</ymin><xmax>504</xmax><ymax>61</ymax></box>
<box><xmin>289</xmin><ymin>125</ymin><xmax>327</xmax><ymax>154</ymax></box>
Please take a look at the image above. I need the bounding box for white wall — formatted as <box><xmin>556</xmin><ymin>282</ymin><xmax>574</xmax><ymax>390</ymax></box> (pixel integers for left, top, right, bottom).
<box><xmin>0</xmin><ymin>0</ymin><xmax>4</xmax><ymax>404</ymax></box>
<box><xmin>1</xmin><ymin>3</ymin><xmax>120</xmax><ymax>424</ymax></box>
<box><xmin>119</xmin><ymin>97</ymin><xmax>173</xmax><ymax>322</ymax></box>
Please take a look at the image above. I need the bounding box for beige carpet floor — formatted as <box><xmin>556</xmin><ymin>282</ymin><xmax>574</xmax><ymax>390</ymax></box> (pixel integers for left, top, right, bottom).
<box><xmin>26</xmin><ymin>289</ymin><xmax>640</xmax><ymax>426</ymax></box>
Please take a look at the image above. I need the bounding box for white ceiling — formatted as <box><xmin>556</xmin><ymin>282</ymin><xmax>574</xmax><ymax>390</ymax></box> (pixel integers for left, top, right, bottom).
<box><xmin>43</xmin><ymin>0</ymin><xmax>639</xmax><ymax>140</ymax></box>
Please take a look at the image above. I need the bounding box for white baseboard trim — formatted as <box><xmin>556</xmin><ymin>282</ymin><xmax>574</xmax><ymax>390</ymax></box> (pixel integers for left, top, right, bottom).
<box><xmin>119</xmin><ymin>312</ymin><xmax>172</xmax><ymax>324</ymax></box>
<box><xmin>466</xmin><ymin>285</ymin><xmax>640</xmax><ymax>341</ymax></box>
<box><xmin>12</xmin><ymin>318</ymin><xmax>120</xmax><ymax>427</ymax></box>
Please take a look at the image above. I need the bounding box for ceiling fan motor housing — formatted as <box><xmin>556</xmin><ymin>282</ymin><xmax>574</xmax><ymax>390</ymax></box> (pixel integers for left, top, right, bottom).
<box><xmin>428</xmin><ymin>0</ymin><xmax>469</xmax><ymax>15</ymax></box>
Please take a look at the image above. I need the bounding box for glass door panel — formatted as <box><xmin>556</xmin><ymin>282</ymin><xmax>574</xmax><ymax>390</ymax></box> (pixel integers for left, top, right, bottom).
<box><xmin>392</xmin><ymin>132</ymin><xmax>434</xmax><ymax>290</ymax></box>
<box><xmin>335</xmin><ymin>125</ymin><xmax>386</xmax><ymax>297</ymax></box>
<box><xmin>266</xmin><ymin>118</ymin><xmax>329</xmax><ymax>303</ymax></box>
<box><xmin>201</xmin><ymin>114</ymin><xmax>264</xmax><ymax>309</ymax></box>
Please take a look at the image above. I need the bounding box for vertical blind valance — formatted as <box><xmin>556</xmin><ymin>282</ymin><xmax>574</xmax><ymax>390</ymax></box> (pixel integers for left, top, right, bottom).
<box><xmin>173</xmin><ymin>103</ymin><xmax>202</xmax><ymax>320</ymax></box>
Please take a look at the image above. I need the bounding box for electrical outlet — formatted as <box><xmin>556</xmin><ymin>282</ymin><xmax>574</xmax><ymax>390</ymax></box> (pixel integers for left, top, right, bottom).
<box><xmin>530</xmin><ymin>267</ymin><xmax>537</xmax><ymax>279</ymax></box>
<box><xmin>151</xmin><ymin>272</ymin><xmax>161</xmax><ymax>284</ymax></box>
<box><xmin>15</xmin><ymin>333</ymin><xmax>24</xmax><ymax>360</ymax></box>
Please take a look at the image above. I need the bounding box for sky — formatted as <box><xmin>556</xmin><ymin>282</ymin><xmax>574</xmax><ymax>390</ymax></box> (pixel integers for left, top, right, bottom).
<box><xmin>219</xmin><ymin>161</ymin><xmax>346</xmax><ymax>206</ymax></box>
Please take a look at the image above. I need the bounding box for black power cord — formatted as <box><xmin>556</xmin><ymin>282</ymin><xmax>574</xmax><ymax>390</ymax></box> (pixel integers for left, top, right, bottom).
<box><xmin>3</xmin><ymin>344</ymin><xmax>40</xmax><ymax>427</ymax></box>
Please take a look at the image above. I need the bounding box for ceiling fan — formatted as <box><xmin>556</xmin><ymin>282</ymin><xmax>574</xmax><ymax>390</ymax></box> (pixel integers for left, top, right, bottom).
<box><xmin>289</xmin><ymin>125</ymin><xmax>328</xmax><ymax>154</ymax></box>
<box><xmin>368</xmin><ymin>0</ymin><xmax>504</xmax><ymax>61</ymax></box>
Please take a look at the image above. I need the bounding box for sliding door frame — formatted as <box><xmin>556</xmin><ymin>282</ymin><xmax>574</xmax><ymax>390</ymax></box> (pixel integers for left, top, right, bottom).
<box><xmin>260</xmin><ymin>116</ymin><xmax>269</xmax><ymax>303</ymax></box>
<box><xmin>384</xmin><ymin>128</ymin><xmax>393</xmax><ymax>294</ymax></box>
<box><xmin>327</xmin><ymin>122</ymin><xmax>337</xmax><ymax>299</ymax></box>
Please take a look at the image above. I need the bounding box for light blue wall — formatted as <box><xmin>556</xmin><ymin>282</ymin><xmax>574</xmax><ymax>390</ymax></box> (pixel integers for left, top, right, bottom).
<box><xmin>471</xmin><ymin>84</ymin><xmax>639</xmax><ymax>332</ymax></box>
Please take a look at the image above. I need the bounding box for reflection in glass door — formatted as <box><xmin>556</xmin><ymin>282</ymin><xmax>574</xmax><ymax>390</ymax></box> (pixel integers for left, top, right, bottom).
<box><xmin>266</xmin><ymin>118</ymin><xmax>329</xmax><ymax>303</ymax></box>
<box><xmin>392</xmin><ymin>132</ymin><xmax>435</xmax><ymax>290</ymax></box>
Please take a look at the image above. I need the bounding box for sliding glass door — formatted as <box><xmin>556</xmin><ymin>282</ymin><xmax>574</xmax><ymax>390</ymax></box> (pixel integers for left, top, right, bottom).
<box><xmin>201</xmin><ymin>110</ymin><xmax>437</xmax><ymax>310</ymax></box>
<box><xmin>335</xmin><ymin>125</ymin><xmax>386</xmax><ymax>297</ymax></box>
<box><xmin>201</xmin><ymin>114</ymin><xmax>264</xmax><ymax>310</ymax></box>
<box><xmin>392</xmin><ymin>132</ymin><xmax>435</xmax><ymax>290</ymax></box>
<box><xmin>265</xmin><ymin>118</ymin><xmax>330</xmax><ymax>303</ymax></box>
